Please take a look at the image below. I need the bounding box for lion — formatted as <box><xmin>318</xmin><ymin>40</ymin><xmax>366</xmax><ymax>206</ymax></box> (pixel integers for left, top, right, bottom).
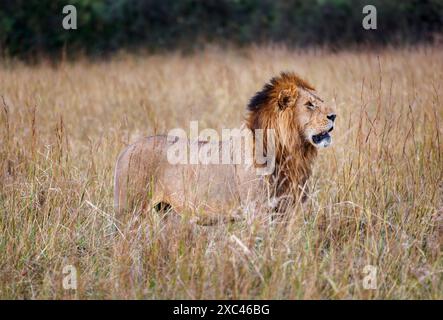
<box><xmin>114</xmin><ymin>72</ymin><xmax>336</xmax><ymax>224</ymax></box>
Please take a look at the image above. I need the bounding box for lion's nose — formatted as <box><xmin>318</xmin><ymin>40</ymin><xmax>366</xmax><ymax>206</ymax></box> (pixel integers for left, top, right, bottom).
<box><xmin>327</xmin><ymin>114</ymin><xmax>336</xmax><ymax>122</ymax></box>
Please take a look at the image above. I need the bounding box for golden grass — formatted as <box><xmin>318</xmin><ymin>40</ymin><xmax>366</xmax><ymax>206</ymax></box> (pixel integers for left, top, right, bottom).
<box><xmin>0</xmin><ymin>46</ymin><xmax>442</xmax><ymax>299</ymax></box>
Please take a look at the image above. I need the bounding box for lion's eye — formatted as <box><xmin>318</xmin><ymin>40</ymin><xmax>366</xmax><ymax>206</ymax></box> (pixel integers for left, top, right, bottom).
<box><xmin>306</xmin><ymin>101</ymin><xmax>315</xmax><ymax>110</ymax></box>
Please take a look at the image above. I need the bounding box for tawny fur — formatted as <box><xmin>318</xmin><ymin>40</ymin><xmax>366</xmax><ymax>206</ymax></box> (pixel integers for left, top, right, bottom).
<box><xmin>114</xmin><ymin>72</ymin><xmax>336</xmax><ymax>223</ymax></box>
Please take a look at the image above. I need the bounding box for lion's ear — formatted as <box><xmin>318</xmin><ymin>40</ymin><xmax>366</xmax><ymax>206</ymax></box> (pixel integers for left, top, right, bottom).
<box><xmin>277</xmin><ymin>88</ymin><xmax>297</xmax><ymax>110</ymax></box>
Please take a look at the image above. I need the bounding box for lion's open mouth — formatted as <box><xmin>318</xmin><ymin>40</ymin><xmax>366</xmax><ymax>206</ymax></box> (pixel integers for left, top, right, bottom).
<box><xmin>312</xmin><ymin>127</ymin><xmax>333</xmax><ymax>145</ymax></box>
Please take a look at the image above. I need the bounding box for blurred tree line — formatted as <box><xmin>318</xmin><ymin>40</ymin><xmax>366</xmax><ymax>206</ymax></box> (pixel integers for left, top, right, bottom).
<box><xmin>0</xmin><ymin>0</ymin><xmax>442</xmax><ymax>59</ymax></box>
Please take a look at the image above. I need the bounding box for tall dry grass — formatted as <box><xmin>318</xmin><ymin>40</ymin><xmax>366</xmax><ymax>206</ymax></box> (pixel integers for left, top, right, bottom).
<box><xmin>0</xmin><ymin>46</ymin><xmax>442</xmax><ymax>299</ymax></box>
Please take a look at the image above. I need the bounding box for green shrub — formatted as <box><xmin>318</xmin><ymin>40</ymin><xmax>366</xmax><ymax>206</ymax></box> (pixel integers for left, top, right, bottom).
<box><xmin>1</xmin><ymin>0</ymin><xmax>442</xmax><ymax>58</ymax></box>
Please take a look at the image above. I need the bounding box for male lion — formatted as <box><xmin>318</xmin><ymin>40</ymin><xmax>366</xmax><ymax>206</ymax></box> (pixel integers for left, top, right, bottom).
<box><xmin>114</xmin><ymin>72</ymin><xmax>336</xmax><ymax>223</ymax></box>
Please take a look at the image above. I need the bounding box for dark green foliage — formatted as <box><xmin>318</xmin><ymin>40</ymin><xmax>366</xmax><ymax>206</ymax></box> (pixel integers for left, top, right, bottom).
<box><xmin>1</xmin><ymin>0</ymin><xmax>442</xmax><ymax>58</ymax></box>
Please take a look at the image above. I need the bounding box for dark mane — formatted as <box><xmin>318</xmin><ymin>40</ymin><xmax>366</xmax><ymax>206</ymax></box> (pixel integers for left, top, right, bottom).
<box><xmin>247</xmin><ymin>82</ymin><xmax>274</xmax><ymax>111</ymax></box>
<box><xmin>247</xmin><ymin>72</ymin><xmax>315</xmax><ymax>112</ymax></box>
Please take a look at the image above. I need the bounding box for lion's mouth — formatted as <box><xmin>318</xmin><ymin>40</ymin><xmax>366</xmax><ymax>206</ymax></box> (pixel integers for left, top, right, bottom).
<box><xmin>312</xmin><ymin>127</ymin><xmax>333</xmax><ymax>145</ymax></box>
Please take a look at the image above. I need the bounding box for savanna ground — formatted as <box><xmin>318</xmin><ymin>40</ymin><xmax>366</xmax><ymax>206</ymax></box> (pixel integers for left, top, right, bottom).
<box><xmin>0</xmin><ymin>46</ymin><xmax>442</xmax><ymax>299</ymax></box>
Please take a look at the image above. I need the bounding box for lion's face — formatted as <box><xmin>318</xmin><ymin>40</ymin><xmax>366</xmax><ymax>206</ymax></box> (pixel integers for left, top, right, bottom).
<box><xmin>277</xmin><ymin>87</ymin><xmax>336</xmax><ymax>149</ymax></box>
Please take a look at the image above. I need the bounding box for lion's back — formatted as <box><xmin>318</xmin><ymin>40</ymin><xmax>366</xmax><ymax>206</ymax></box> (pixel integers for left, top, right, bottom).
<box><xmin>113</xmin><ymin>135</ymin><xmax>170</xmax><ymax>214</ymax></box>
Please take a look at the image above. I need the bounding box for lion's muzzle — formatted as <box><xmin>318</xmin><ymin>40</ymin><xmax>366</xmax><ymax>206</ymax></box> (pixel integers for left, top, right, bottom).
<box><xmin>311</xmin><ymin>125</ymin><xmax>334</xmax><ymax>148</ymax></box>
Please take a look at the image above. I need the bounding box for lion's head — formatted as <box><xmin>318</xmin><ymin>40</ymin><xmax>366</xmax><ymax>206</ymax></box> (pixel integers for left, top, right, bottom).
<box><xmin>245</xmin><ymin>72</ymin><xmax>337</xmax><ymax>196</ymax></box>
<box><xmin>246</xmin><ymin>72</ymin><xmax>336</xmax><ymax>151</ymax></box>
